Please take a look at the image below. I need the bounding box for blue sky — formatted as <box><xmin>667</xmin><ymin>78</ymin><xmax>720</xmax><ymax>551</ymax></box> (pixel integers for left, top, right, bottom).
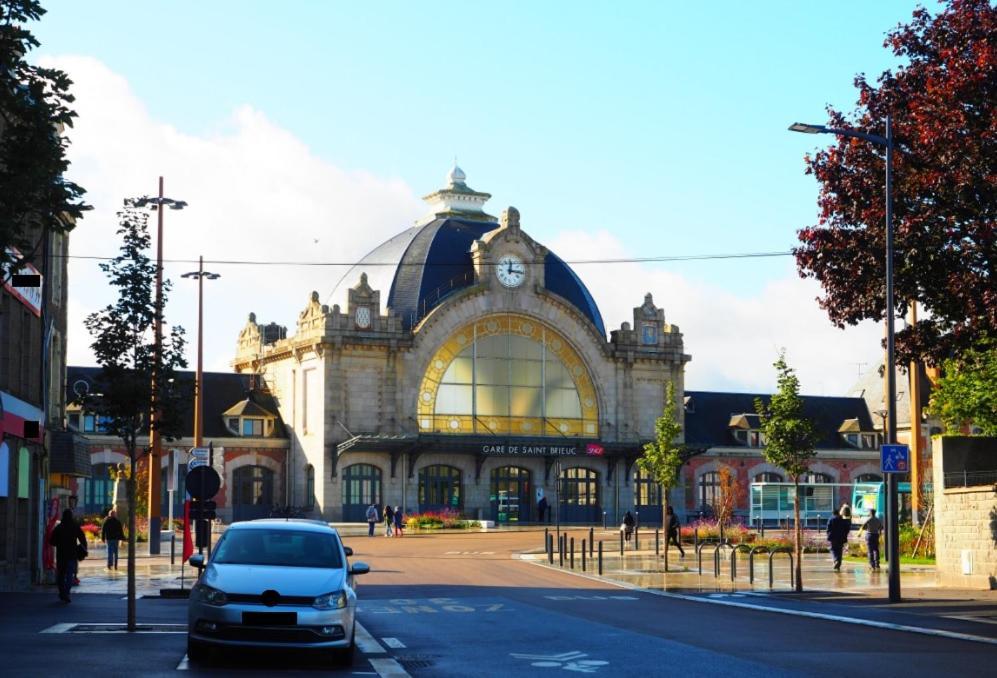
<box><xmin>32</xmin><ymin>1</ymin><xmax>928</xmax><ymax>394</ymax></box>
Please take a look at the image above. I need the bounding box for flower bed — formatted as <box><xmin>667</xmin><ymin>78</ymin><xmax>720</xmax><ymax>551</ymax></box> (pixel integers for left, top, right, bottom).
<box><xmin>81</xmin><ymin>523</ymin><xmax>100</xmax><ymax>542</ymax></box>
<box><xmin>404</xmin><ymin>509</ymin><xmax>478</xmax><ymax>530</ymax></box>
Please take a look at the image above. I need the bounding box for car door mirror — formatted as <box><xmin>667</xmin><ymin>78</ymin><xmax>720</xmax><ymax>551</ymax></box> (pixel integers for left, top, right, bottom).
<box><xmin>343</xmin><ymin>546</ymin><xmax>353</xmax><ymax>557</ymax></box>
<box><xmin>350</xmin><ymin>562</ymin><xmax>370</xmax><ymax>576</ymax></box>
<box><xmin>189</xmin><ymin>554</ymin><xmax>205</xmax><ymax>569</ymax></box>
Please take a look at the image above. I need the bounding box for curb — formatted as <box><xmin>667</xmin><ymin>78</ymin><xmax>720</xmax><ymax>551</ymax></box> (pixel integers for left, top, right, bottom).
<box><xmin>518</xmin><ymin>554</ymin><xmax>997</xmax><ymax>647</ymax></box>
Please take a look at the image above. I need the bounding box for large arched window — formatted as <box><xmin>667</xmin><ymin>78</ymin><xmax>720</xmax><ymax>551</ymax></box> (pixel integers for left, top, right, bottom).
<box><xmin>699</xmin><ymin>471</ymin><xmax>721</xmax><ymax>512</ymax></box>
<box><xmin>633</xmin><ymin>469</ymin><xmax>661</xmax><ymax>507</ymax></box>
<box><xmin>754</xmin><ymin>472</ymin><xmax>784</xmax><ymax>483</ymax></box>
<box><xmin>801</xmin><ymin>472</ymin><xmax>834</xmax><ymax>484</ymax></box>
<box><xmin>419</xmin><ymin>465</ymin><xmax>462</xmax><ymax>512</ymax></box>
<box><xmin>417</xmin><ymin>315</ymin><xmax>598</xmax><ymax>437</ymax></box>
<box><xmin>341</xmin><ymin>464</ymin><xmax>382</xmax><ymax>522</ymax></box>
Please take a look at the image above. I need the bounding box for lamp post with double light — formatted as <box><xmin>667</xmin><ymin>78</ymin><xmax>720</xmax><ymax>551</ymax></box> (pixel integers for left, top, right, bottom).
<box><xmin>125</xmin><ymin>177</ymin><xmax>187</xmax><ymax>555</ymax></box>
<box><xmin>789</xmin><ymin>117</ymin><xmax>900</xmax><ymax>602</ymax></box>
<box><xmin>181</xmin><ymin>256</ymin><xmax>221</xmax><ymax>448</ymax></box>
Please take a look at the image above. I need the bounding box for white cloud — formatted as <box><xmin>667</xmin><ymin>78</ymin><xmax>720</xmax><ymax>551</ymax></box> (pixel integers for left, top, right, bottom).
<box><xmin>49</xmin><ymin>56</ymin><xmax>881</xmax><ymax>396</ymax></box>
<box><xmin>547</xmin><ymin>230</ymin><xmax>883</xmax><ymax>395</ymax></box>
<box><xmin>44</xmin><ymin>56</ymin><xmax>423</xmax><ymax>373</ymax></box>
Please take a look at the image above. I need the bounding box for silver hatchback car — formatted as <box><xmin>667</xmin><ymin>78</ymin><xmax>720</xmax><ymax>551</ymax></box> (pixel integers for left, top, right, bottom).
<box><xmin>186</xmin><ymin>519</ymin><xmax>369</xmax><ymax>666</ymax></box>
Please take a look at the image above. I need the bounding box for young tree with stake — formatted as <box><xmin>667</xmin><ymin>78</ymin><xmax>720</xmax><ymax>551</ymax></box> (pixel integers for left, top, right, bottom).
<box><xmin>638</xmin><ymin>382</ymin><xmax>685</xmax><ymax>572</ymax></box>
<box><xmin>755</xmin><ymin>353</ymin><xmax>819</xmax><ymax>592</ymax></box>
<box><xmin>79</xmin><ymin>207</ymin><xmax>189</xmax><ymax>631</ymax></box>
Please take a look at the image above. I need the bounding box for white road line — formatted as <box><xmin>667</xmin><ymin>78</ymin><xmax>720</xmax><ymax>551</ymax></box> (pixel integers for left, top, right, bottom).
<box><xmin>382</xmin><ymin>637</ymin><xmax>406</xmax><ymax>648</ymax></box>
<box><xmin>176</xmin><ymin>654</ymin><xmax>189</xmax><ymax>671</ymax></box>
<box><xmin>519</xmin><ymin>555</ymin><xmax>997</xmax><ymax>647</ymax></box>
<box><xmin>40</xmin><ymin>623</ymin><xmax>75</xmax><ymax>634</ymax></box>
<box><xmin>369</xmin><ymin>658</ymin><xmax>411</xmax><ymax>677</ymax></box>
<box><xmin>355</xmin><ymin>622</ymin><xmax>385</xmax><ymax>654</ymax></box>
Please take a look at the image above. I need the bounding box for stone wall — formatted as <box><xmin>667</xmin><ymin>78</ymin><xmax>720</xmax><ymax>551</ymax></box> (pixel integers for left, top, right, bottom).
<box><xmin>932</xmin><ymin>436</ymin><xmax>997</xmax><ymax>589</ymax></box>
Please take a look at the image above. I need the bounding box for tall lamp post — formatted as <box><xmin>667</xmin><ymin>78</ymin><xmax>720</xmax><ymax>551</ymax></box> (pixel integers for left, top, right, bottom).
<box><xmin>126</xmin><ymin>177</ymin><xmax>187</xmax><ymax>555</ymax></box>
<box><xmin>789</xmin><ymin>117</ymin><xmax>900</xmax><ymax>602</ymax></box>
<box><xmin>182</xmin><ymin>257</ymin><xmax>221</xmax><ymax>447</ymax></box>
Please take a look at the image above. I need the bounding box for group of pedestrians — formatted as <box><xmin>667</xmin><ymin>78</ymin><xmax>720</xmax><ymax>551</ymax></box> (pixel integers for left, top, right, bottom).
<box><xmin>366</xmin><ymin>503</ymin><xmax>405</xmax><ymax>537</ymax></box>
<box><xmin>48</xmin><ymin>506</ymin><xmax>126</xmax><ymax>603</ymax></box>
<box><xmin>826</xmin><ymin>503</ymin><xmax>882</xmax><ymax>571</ymax></box>
<box><xmin>620</xmin><ymin>506</ymin><xmax>686</xmax><ymax>557</ymax></box>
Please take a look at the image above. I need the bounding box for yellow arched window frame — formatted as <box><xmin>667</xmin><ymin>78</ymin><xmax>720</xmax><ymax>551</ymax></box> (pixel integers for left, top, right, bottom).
<box><xmin>417</xmin><ymin>314</ymin><xmax>599</xmax><ymax>437</ymax></box>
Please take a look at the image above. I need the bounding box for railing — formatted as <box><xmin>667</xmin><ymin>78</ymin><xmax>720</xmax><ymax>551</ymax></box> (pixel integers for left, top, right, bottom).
<box><xmin>768</xmin><ymin>547</ymin><xmax>794</xmax><ymax>589</ymax></box>
<box><xmin>943</xmin><ymin>470</ymin><xmax>997</xmax><ymax>489</ymax></box>
<box><xmin>411</xmin><ymin>270</ymin><xmax>476</xmax><ymax>326</ymax></box>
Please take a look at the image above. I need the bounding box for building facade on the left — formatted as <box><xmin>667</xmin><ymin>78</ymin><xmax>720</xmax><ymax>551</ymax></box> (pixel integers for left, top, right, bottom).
<box><xmin>1</xmin><ymin>229</ymin><xmax>79</xmax><ymax>590</ymax></box>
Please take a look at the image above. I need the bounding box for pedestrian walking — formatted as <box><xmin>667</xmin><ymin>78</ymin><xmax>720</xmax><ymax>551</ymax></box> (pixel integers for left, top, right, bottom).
<box><xmin>49</xmin><ymin>509</ymin><xmax>86</xmax><ymax>603</ymax></box>
<box><xmin>826</xmin><ymin>508</ymin><xmax>851</xmax><ymax>571</ymax></box>
<box><xmin>393</xmin><ymin>506</ymin><xmax>404</xmax><ymax>537</ymax></box>
<box><xmin>666</xmin><ymin>506</ymin><xmax>685</xmax><ymax>557</ymax></box>
<box><xmin>538</xmin><ymin>495</ymin><xmax>548</xmax><ymax>524</ymax></box>
<box><xmin>68</xmin><ymin>495</ymin><xmax>83</xmax><ymax>586</ymax></box>
<box><xmin>101</xmin><ymin>508</ymin><xmax>124</xmax><ymax>570</ymax></box>
<box><xmin>365</xmin><ymin>503</ymin><xmax>380</xmax><ymax>537</ymax></box>
<box><xmin>622</xmin><ymin>510</ymin><xmax>635</xmax><ymax>543</ymax></box>
<box><xmin>384</xmin><ymin>505</ymin><xmax>394</xmax><ymax>537</ymax></box>
<box><xmin>858</xmin><ymin>508</ymin><xmax>883</xmax><ymax>570</ymax></box>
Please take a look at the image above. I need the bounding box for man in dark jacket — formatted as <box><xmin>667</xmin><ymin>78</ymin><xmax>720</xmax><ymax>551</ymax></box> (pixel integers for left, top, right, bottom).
<box><xmin>101</xmin><ymin>508</ymin><xmax>125</xmax><ymax>570</ymax></box>
<box><xmin>826</xmin><ymin>508</ymin><xmax>851</xmax><ymax>571</ymax></box>
<box><xmin>50</xmin><ymin>509</ymin><xmax>87</xmax><ymax>602</ymax></box>
<box><xmin>666</xmin><ymin>506</ymin><xmax>685</xmax><ymax>557</ymax></box>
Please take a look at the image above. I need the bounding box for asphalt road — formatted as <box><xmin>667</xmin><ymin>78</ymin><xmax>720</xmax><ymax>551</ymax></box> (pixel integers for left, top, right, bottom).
<box><xmin>1</xmin><ymin>529</ymin><xmax>993</xmax><ymax>677</ymax></box>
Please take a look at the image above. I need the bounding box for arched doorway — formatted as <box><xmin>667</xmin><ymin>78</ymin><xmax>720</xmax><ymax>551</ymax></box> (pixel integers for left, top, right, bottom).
<box><xmin>342</xmin><ymin>464</ymin><xmax>382</xmax><ymax>522</ymax></box>
<box><xmin>490</xmin><ymin>466</ymin><xmax>531</xmax><ymax>524</ymax></box>
<box><xmin>633</xmin><ymin>469</ymin><xmax>662</xmax><ymax>526</ymax></box>
<box><xmin>559</xmin><ymin>467</ymin><xmax>600</xmax><ymax>523</ymax></box>
<box><xmin>419</xmin><ymin>465</ymin><xmax>462</xmax><ymax>514</ymax></box>
<box><xmin>232</xmin><ymin>465</ymin><xmax>274</xmax><ymax>522</ymax></box>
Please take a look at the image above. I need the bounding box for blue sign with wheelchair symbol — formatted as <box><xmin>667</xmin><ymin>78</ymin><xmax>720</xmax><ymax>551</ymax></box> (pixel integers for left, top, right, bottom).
<box><xmin>881</xmin><ymin>444</ymin><xmax>910</xmax><ymax>473</ymax></box>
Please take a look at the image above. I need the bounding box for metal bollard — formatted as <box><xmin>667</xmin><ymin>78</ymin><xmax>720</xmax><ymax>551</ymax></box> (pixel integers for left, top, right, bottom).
<box><xmin>598</xmin><ymin>540</ymin><xmax>603</xmax><ymax>575</ymax></box>
<box><xmin>603</xmin><ymin>511</ymin><xmax>607</xmax><ymax>529</ymax></box>
<box><xmin>548</xmin><ymin>534</ymin><xmax>554</xmax><ymax>564</ymax></box>
<box><xmin>694</xmin><ymin>526</ymin><xmax>699</xmax><ymax>552</ymax></box>
<box><xmin>655</xmin><ymin>529</ymin><xmax>660</xmax><ymax>556</ymax></box>
<box><xmin>570</xmin><ymin>537</ymin><xmax>575</xmax><ymax>570</ymax></box>
<box><xmin>545</xmin><ymin>527</ymin><xmax>549</xmax><ymax>550</ymax></box>
<box><xmin>582</xmin><ymin>539</ymin><xmax>587</xmax><ymax>571</ymax></box>
<box><xmin>589</xmin><ymin>527</ymin><xmax>594</xmax><ymax>557</ymax></box>
<box><xmin>619</xmin><ymin>530</ymin><xmax>624</xmax><ymax>556</ymax></box>
<box><xmin>559</xmin><ymin>535</ymin><xmax>564</xmax><ymax>567</ymax></box>
<box><xmin>170</xmin><ymin>534</ymin><xmax>176</xmax><ymax>565</ymax></box>
<box><xmin>635</xmin><ymin>526</ymin><xmax>639</xmax><ymax>551</ymax></box>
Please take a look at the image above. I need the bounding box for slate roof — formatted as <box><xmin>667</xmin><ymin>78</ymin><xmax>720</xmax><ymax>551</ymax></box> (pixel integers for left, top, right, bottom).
<box><xmin>66</xmin><ymin>366</ymin><xmax>287</xmax><ymax>439</ymax></box>
<box><xmin>684</xmin><ymin>390</ymin><xmax>875</xmax><ymax>450</ymax></box>
<box><xmin>329</xmin><ymin>218</ymin><xmax>608</xmax><ymax>336</ymax></box>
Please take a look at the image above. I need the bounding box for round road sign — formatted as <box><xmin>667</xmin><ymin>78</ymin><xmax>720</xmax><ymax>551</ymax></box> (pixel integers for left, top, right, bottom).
<box><xmin>185</xmin><ymin>465</ymin><xmax>221</xmax><ymax>500</ymax></box>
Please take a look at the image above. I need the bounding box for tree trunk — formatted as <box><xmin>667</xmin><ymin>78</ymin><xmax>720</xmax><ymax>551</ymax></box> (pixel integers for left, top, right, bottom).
<box><xmin>127</xmin><ymin>454</ymin><xmax>137</xmax><ymax>631</ymax></box>
<box><xmin>793</xmin><ymin>477</ymin><xmax>803</xmax><ymax>592</ymax></box>
<box><xmin>662</xmin><ymin>492</ymin><xmax>669</xmax><ymax>572</ymax></box>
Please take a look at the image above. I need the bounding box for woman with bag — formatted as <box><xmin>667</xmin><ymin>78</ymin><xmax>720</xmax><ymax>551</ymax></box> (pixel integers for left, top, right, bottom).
<box><xmin>49</xmin><ymin>509</ymin><xmax>87</xmax><ymax>603</ymax></box>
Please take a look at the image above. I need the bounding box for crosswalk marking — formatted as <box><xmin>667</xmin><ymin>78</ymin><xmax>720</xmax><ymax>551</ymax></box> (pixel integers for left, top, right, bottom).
<box><xmin>382</xmin><ymin>637</ymin><xmax>406</xmax><ymax>648</ymax></box>
<box><xmin>355</xmin><ymin>622</ymin><xmax>386</xmax><ymax>654</ymax></box>
<box><xmin>369</xmin><ymin>658</ymin><xmax>411</xmax><ymax>677</ymax></box>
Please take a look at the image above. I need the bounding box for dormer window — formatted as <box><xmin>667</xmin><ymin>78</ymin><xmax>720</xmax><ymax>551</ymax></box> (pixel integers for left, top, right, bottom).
<box><xmin>242</xmin><ymin>418</ymin><xmax>264</xmax><ymax>436</ymax></box>
<box><xmin>841</xmin><ymin>431</ymin><xmax>881</xmax><ymax>449</ymax></box>
<box><xmin>729</xmin><ymin>413</ymin><xmax>764</xmax><ymax>447</ymax></box>
<box><xmin>223</xmin><ymin>398</ymin><xmax>278</xmax><ymax>438</ymax></box>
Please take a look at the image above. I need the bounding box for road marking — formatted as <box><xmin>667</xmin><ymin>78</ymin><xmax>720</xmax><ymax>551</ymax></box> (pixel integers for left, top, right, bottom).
<box><xmin>355</xmin><ymin>622</ymin><xmax>385</xmax><ymax>654</ymax></box>
<box><xmin>543</xmin><ymin>595</ymin><xmax>638</xmax><ymax>601</ymax></box>
<box><xmin>369</xmin><ymin>657</ymin><xmax>411</xmax><ymax>677</ymax></box>
<box><xmin>176</xmin><ymin>654</ymin><xmax>189</xmax><ymax>671</ymax></box>
<box><xmin>40</xmin><ymin>623</ymin><xmax>75</xmax><ymax>634</ymax></box>
<box><xmin>382</xmin><ymin>637</ymin><xmax>406</xmax><ymax>648</ymax></box>
<box><xmin>521</xmin><ymin>556</ymin><xmax>997</xmax><ymax>647</ymax></box>
<box><xmin>511</xmin><ymin>651</ymin><xmax>609</xmax><ymax>673</ymax></box>
<box><xmin>945</xmin><ymin>615</ymin><xmax>997</xmax><ymax>626</ymax></box>
<box><xmin>363</xmin><ymin>600</ymin><xmax>510</xmax><ymax>614</ymax></box>
<box><xmin>444</xmin><ymin>551</ymin><xmax>494</xmax><ymax>555</ymax></box>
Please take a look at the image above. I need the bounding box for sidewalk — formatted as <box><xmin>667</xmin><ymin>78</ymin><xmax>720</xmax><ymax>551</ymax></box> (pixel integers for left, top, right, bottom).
<box><xmin>524</xmin><ymin>530</ymin><xmax>997</xmax><ymax>644</ymax></box>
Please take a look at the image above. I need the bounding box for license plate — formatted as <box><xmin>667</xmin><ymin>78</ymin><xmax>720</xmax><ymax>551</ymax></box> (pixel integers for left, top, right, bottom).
<box><xmin>242</xmin><ymin>612</ymin><xmax>297</xmax><ymax>626</ymax></box>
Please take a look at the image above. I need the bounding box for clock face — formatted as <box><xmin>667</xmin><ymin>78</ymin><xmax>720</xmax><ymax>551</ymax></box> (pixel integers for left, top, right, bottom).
<box><xmin>355</xmin><ymin>306</ymin><xmax>371</xmax><ymax>329</ymax></box>
<box><xmin>495</xmin><ymin>254</ymin><xmax>526</xmax><ymax>288</ymax></box>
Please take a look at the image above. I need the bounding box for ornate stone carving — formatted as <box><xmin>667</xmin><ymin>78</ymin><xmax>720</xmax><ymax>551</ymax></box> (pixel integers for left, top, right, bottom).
<box><xmin>501</xmin><ymin>206</ymin><xmax>521</xmax><ymax>231</ymax></box>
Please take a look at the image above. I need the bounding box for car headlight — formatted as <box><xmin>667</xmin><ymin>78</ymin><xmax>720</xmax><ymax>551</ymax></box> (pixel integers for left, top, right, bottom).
<box><xmin>194</xmin><ymin>584</ymin><xmax>228</xmax><ymax>606</ymax></box>
<box><xmin>313</xmin><ymin>591</ymin><xmax>347</xmax><ymax>610</ymax></box>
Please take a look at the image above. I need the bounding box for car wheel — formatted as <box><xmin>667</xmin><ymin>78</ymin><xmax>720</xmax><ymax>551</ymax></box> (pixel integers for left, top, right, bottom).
<box><xmin>329</xmin><ymin>628</ymin><xmax>356</xmax><ymax>667</ymax></box>
<box><xmin>187</xmin><ymin>636</ymin><xmax>210</xmax><ymax>664</ymax></box>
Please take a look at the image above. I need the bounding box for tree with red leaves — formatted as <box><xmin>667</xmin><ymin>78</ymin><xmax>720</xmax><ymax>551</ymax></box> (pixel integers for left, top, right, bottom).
<box><xmin>794</xmin><ymin>0</ymin><xmax>995</xmax><ymax>366</ymax></box>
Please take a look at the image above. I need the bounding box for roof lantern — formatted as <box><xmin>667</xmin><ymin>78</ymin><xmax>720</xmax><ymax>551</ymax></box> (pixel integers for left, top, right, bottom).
<box><xmin>420</xmin><ymin>163</ymin><xmax>495</xmax><ymax>223</ymax></box>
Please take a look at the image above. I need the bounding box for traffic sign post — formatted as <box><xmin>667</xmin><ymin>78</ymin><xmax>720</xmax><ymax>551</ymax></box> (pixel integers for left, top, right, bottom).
<box><xmin>881</xmin><ymin>444</ymin><xmax>910</xmax><ymax>474</ymax></box>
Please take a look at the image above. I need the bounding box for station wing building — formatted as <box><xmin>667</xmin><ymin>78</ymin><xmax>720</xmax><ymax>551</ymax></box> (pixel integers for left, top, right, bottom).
<box><xmin>232</xmin><ymin>167</ymin><xmax>691</xmax><ymax>523</ymax></box>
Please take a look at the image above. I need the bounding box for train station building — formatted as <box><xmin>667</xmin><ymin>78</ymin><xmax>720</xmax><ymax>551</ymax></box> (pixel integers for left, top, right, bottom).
<box><xmin>232</xmin><ymin>166</ymin><xmax>690</xmax><ymax>523</ymax></box>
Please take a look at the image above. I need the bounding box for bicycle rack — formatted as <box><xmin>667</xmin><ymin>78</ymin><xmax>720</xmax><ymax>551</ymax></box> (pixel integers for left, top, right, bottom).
<box><xmin>747</xmin><ymin>545</ymin><xmax>771</xmax><ymax>584</ymax></box>
<box><xmin>768</xmin><ymin>547</ymin><xmax>794</xmax><ymax>589</ymax></box>
<box><xmin>729</xmin><ymin>544</ymin><xmax>753</xmax><ymax>582</ymax></box>
<box><xmin>696</xmin><ymin>540</ymin><xmax>718</xmax><ymax>575</ymax></box>
<box><xmin>712</xmin><ymin>542</ymin><xmax>735</xmax><ymax>577</ymax></box>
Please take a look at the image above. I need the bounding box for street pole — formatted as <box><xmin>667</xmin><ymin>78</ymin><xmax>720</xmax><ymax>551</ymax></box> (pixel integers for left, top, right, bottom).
<box><xmin>182</xmin><ymin>257</ymin><xmax>220</xmax><ymax>450</ymax></box>
<box><xmin>555</xmin><ymin>455</ymin><xmax>561</xmax><ymax>546</ymax></box>
<box><xmin>148</xmin><ymin>176</ymin><xmax>165</xmax><ymax>555</ymax></box>
<box><xmin>884</xmin><ymin>115</ymin><xmax>901</xmax><ymax>602</ymax></box>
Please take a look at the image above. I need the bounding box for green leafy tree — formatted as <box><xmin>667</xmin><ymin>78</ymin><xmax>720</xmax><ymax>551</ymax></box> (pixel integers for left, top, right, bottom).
<box><xmin>755</xmin><ymin>353</ymin><xmax>819</xmax><ymax>592</ymax></box>
<box><xmin>0</xmin><ymin>0</ymin><xmax>88</xmax><ymax>278</ymax></box>
<box><xmin>638</xmin><ymin>382</ymin><xmax>685</xmax><ymax>571</ymax></box>
<box><xmin>928</xmin><ymin>339</ymin><xmax>997</xmax><ymax>436</ymax></box>
<box><xmin>79</xmin><ymin>207</ymin><xmax>189</xmax><ymax>631</ymax></box>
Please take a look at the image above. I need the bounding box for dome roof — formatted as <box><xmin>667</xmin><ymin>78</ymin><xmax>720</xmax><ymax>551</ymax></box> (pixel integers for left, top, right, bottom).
<box><xmin>330</xmin><ymin>217</ymin><xmax>607</xmax><ymax>336</ymax></box>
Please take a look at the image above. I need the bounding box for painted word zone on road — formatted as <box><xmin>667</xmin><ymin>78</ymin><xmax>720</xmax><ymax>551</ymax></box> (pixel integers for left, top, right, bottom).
<box><xmin>543</xmin><ymin>595</ymin><xmax>639</xmax><ymax>601</ymax></box>
<box><xmin>361</xmin><ymin>598</ymin><xmax>512</xmax><ymax>614</ymax></box>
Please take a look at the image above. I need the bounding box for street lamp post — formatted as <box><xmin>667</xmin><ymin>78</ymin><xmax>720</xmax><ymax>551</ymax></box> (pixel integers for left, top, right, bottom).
<box><xmin>126</xmin><ymin>178</ymin><xmax>187</xmax><ymax>555</ymax></box>
<box><xmin>789</xmin><ymin>117</ymin><xmax>900</xmax><ymax>602</ymax></box>
<box><xmin>182</xmin><ymin>256</ymin><xmax>221</xmax><ymax>447</ymax></box>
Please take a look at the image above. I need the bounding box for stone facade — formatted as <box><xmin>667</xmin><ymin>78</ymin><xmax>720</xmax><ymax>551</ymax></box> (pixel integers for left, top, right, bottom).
<box><xmin>932</xmin><ymin>436</ymin><xmax>997</xmax><ymax>589</ymax></box>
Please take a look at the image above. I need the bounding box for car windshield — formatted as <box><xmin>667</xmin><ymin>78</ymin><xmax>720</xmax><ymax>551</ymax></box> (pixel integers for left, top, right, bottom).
<box><xmin>212</xmin><ymin>529</ymin><xmax>344</xmax><ymax>568</ymax></box>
